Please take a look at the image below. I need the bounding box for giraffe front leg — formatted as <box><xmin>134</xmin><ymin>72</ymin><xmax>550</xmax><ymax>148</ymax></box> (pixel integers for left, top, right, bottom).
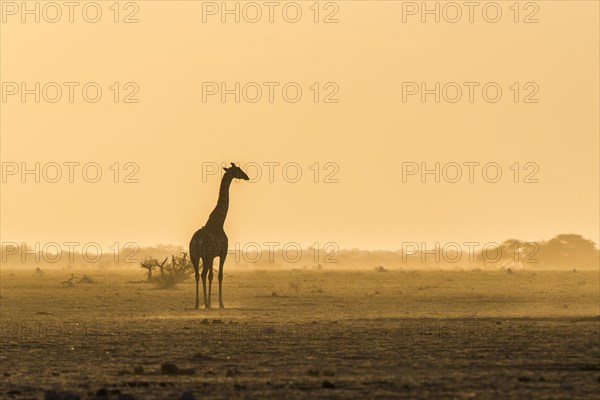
<box><xmin>194</xmin><ymin>271</ymin><xmax>200</xmax><ymax>310</ymax></box>
<box><xmin>203</xmin><ymin>258</ymin><xmax>214</xmax><ymax>309</ymax></box>
<box><xmin>218</xmin><ymin>252</ymin><xmax>226</xmax><ymax>308</ymax></box>
<box><xmin>208</xmin><ymin>267</ymin><xmax>214</xmax><ymax>309</ymax></box>
<box><xmin>201</xmin><ymin>264</ymin><xmax>209</xmax><ymax>310</ymax></box>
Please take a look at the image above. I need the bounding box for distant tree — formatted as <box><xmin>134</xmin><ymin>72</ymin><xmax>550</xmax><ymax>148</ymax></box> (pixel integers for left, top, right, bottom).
<box><xmin>477</xmin><ymin>239</ymin><xmax>525</xmax><ymax>270</ymax></box>
<box><xmin>538</xmin><ymin>234</ymin><xmax>599</xmax><ymax>269</ymax></box>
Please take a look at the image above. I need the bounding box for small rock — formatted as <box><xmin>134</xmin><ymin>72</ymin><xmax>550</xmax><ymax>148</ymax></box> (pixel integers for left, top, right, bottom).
<box><xmin>262</xmin><ymin>326</ymin><xmax>275</xmax><ymax>335</ymax></box>
<box><xmin>161</xmin><ymin>363</ymin><xmax>179</xmax><ymax>375</ymax></box>
<box><xmin>94</xmin><ymin>388</ymin><xmax>109</xmax><ymax>399</ymax></box>
<box><xmin>180</xmin><ymin>391</ymin><xmax>195</xmax><ymax>400</ymax></box>
<box><xmin>193</xmin><ymin>353</ymin><xmax>214</xmax><ymax>361</ymax></box>
<box><xmin>322</xmin><ymin>380</ymin><xmax>336</xmax><ymax>389</ymax></box>
<box><xmin>45</xmin><ymin>391</ymin><xmax>81</xmax><ymax>400</ymax></box>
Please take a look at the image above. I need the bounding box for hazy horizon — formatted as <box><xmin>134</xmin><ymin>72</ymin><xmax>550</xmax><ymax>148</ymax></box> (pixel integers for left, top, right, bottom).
<box><xmin>2</xmin><ymin>232</ymin><xmax>598</xmax><ymax>253</ymax></box>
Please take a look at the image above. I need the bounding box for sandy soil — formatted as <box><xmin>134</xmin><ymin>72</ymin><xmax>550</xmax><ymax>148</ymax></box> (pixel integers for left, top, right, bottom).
<box><xmin>1</xmin><ymin>268</ymin><xmax>599</xmax><ymax>399</ymax></box>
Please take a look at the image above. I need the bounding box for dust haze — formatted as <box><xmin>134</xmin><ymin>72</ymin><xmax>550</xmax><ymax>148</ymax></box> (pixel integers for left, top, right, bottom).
<box><xmin>2</xmin><ymin>1</ymin><xmax>600</xmax><ymax>399</ymax></box>
<box><xmin>1</xmin><ymin>234</ymin><xmax>599</xmax><ymax>399</ymax></box>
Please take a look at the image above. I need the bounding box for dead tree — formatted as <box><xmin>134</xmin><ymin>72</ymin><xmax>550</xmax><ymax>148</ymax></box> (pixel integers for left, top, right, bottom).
<box><xmin>156</xmin><ymin>257</ymin><xmax>167</xmax><ymax>275</ymax></box>
<box><xmin>140</xmin><ymin>257</ymin><xmax>167</xmax><ymax>281</ymax></box>
<box><xmin>154</xmin><ymin>252</ymin><xmax>194</xmax><ymax>289</ymax></box>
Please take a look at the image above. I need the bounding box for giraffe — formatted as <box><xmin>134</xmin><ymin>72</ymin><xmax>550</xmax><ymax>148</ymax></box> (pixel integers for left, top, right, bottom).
<box><xmin>189</xmin><ymin>162</ymin><xmax>249</xmax><ymax>309</ymax></box>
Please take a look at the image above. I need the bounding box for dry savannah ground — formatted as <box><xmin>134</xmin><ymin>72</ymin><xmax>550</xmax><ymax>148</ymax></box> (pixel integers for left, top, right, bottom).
<box><xmin>0</xmin><ymin>266</ymin><xmax>599</xmax><ymax>399</ymax></box>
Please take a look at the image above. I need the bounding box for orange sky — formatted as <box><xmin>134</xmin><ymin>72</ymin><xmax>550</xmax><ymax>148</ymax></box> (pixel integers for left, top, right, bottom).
<box><xmin>1</xmin><ymin>1</ymin><xmax>598</xmax><ymax>251</ymax></box>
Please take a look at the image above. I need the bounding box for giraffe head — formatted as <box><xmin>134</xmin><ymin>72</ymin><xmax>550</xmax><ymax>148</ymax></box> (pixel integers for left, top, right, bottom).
<box><xmin>223</xmin><ymin>162</ymin><xmax>250</xmax><ymax>180</ymax></box>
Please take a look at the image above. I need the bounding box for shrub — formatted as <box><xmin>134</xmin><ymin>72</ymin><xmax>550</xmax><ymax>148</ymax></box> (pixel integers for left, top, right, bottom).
<box><xmin>153</xmin><ymin>253</ymin><xmax>194</xmax><ymax>289</ymax></box>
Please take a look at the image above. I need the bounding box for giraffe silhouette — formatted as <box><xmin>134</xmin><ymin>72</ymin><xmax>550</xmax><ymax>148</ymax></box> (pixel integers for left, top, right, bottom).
<box><xmin>189</xmin><ymin>162</ymin><xmax>249</xmax><ymax>309</ymax></box>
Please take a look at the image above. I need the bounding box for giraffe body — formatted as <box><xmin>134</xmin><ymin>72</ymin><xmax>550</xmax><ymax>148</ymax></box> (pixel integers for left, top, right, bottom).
<box><xmin>189</xmin><ymin>163</ymin><xmax>249</xmax><ymax>309</ymax></box>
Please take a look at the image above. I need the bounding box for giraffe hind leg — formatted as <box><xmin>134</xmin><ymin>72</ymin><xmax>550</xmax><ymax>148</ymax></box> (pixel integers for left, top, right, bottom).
<box><xmin>209</xmin><ymin>258</ymin><xmax>215</xmax><ymax>309</ymax></box>
<box><xmin>189</xmin><ymin>234</ymin><xmax>202</xmax><ymax>310</ymax></box>
<box><xmin>201</xmin><ymin>257</ymin><xmax>212</xmax><ymax>309</ymax></box>
<box><xmin>191</xmin><ymin>254</ymin><xmax>201</xmax><ymax>310</ymax></box>
<box><xmin>218</xmin><ymin>250</ymin><xmax>227</xmax><ymax>308</ymax></box>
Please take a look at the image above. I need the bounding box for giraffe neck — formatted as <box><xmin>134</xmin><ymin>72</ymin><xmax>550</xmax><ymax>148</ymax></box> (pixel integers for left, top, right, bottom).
<box><xmin>205</xmin><ymin>173</ymin><xmax>234</xmax><ymax>230</ymax></box>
